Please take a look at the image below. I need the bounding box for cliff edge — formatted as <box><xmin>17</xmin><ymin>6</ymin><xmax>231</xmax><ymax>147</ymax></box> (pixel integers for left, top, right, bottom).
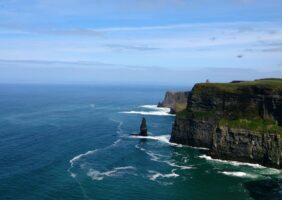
<box><xmin>158</xmin><ymin>91</ymin><xmax>189</xmax><ymax>113</ymax></box>
<box><xmin>170</xmin><ymin>79</ymin><xmax>282</xmax><ymax>168</ymax></box>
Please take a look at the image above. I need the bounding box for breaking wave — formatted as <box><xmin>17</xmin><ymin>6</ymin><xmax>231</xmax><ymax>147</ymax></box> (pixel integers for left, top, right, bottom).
<box><xmin>148</xmin><ymin>169</ymin><xmax>179</xmax><ymax>181</ymax></box>
<box><xmin>131</xmin><ymin>134</ymin><xmax>171</xmax><ymax>144</ymax></box>
<box><xmin>130</xmin><ymin>134</ymin><xmax>209</xmax><ymax>150</ymax></box>
<box><xmin>219</xmin><ymin>171</ymin><xmax>258</xmax><ymax>178</ymax></box>
<box><xmin>120</xmin><ymin>105</ymin><xmax>175</xmax><ymax>116</ymax></box>
<box><xmin>199</xmin><ymin>155</ymin><xmax>265</xmax><ymax>168</ymax></box>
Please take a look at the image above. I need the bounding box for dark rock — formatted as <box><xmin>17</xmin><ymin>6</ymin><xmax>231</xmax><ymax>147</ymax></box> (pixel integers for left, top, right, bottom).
<box><xmin>170</xmin><ymin>79</ymin><xmax>282</xmax><ymax>168</ymax></box>
<box><xmin>210</xmin><ymin>127</ymin><xmax>282</xmax><ymax>168</ymax></box>
<box><xmin>157</xmin><ymin>102</ymin><xmax>163</xmax><ymax>107</ymax></box>
<box><xmin>169</xmin><ymin>108</ymin><xmax>176</xmax><ymax>114</ymax></box>
<box><xmin>140</xmin><ymin>117</ymin><xmax>148</xmax><ymax>136</ymax></box>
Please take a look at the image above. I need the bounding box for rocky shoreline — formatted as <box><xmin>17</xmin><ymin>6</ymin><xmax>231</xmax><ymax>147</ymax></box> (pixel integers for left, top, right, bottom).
<box><xmin>167</xmin><ymin>79</ymin><xmax>282</xmax><ymax>169</ymax></box>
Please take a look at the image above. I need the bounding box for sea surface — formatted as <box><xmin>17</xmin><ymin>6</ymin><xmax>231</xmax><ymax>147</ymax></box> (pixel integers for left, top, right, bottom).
<box><xmin>0</xmin><ymin>84</ymin><xmax>281</xmax><ymax>200</ymax></box>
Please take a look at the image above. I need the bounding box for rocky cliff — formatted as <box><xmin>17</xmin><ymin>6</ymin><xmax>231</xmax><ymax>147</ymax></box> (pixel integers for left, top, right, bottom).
<box><xmin>158</xmin><ymin>91</ymin><xmax>189</xmax><ymax>113</ymax></box>
<box><xmin>170</xmin><ymin>79</ymin><xmax>282</xmax><ymax>168</ymax></box>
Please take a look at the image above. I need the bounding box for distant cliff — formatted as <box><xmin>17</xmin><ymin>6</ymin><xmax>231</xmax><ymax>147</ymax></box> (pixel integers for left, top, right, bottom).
<box><xmin>158</xmin><ymin>91</ymin><xmax>189</xmax><ymax>113</ymax></box>
<box><xmin>170</xmin><ymin>79</ymin><xmax>282</xmax><ymax>168</ymax></box>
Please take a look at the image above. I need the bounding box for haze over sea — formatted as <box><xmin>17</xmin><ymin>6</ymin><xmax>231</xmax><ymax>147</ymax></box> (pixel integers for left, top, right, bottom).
<box><xmin>0</xmin><ymin>84</ymin><xmax>281</xmax><ymax>200</ymax></box>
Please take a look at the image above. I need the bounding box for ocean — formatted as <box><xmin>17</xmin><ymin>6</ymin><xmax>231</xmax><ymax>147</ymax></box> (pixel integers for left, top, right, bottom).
<box><xmin>0</xmin><ymin>84</ymin><xmax>281</xmax><ymax>200</ymax></box>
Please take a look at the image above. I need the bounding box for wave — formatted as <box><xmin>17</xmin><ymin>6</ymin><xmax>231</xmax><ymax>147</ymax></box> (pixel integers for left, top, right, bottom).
<box><xmin>130</xmin><ymin>134</ymin><xmax>209</xmax><ymax>150</ymax></box>
<box><xmin>68</xmin><ymin>138</ymin><xmax>122</xmax><ymax>179</ymax></box>
<box><xmin>135</xmin><ymin>144</ymin><xmax>193</xmax><ymax>170</ymax></box>
<box><xmin>131</xmin><ymin>134</ymin><xmax>171</xmax><ymax>144</ymax></box>
<box><xmin>69</xmin><ymin>139</ymin><xmax>122</xmax><ymax>167</ymax></box>
<box><xmin>120</xmin><ymin>105</ymin><xmax>175</xmax><ymax>116</ymax></box>
<box><xmin>140</xmin><ymin>105</ymin><xmax>170</xmax><ymax>111</ymax></box>
<box><xmin>69</xmin><ymin>149</ymin><xmax>97</xmax><ymax>167</ymax></box>
<box><xmin>87</xmin><ymin>166</ymin><xmax>136</xmax><ymax>181</ymax></box>
<box><xmin>148</xmin><ymin>170</ymin><xmax>179</xmax><ymax>181</ymax></box>
<box><xmin>68</xmin><ymin>149</ymin><xmax>97</xmax><ymax>178</ymax></box>
<box><xmin>164</xmin><ymin>161</ymin><xmax>193</xmax><ymax>170</ymax></box>
<box><xmin>199</xmin><ymin>155</ymin><xmax>265</xmax><ymax>168</ymax></box>
<box><xmin>120</xmin><ymin>111</ymin><xmax>175</xmax><ymax>116</ymax></box>
<box><xmin>219</xmin><ymin>171</ymin><xmax>258</xmax><ymax>178</ymax></box>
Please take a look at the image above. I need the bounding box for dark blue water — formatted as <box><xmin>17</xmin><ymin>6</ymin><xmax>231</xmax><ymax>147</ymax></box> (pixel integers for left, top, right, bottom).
<box><xmin>0</xmin><ymin>85</ymin><xmax>281</xmax><ymax>200</ymax></box>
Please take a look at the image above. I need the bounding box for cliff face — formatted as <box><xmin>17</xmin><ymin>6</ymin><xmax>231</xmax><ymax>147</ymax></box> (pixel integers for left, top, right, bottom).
<box><xmin>170</xmin><ymin>79</ymin><xmax>282</xmax><ymax>168</ymax></box>
<box><xmin>158</xmin><ymin>91</ymin><xmax>189</xmax><ymax>113</ymax></box>
<box><xmin>211</xmin><ymin>127</ymin><xmax>281</xmax><ymax>168</ymax></box>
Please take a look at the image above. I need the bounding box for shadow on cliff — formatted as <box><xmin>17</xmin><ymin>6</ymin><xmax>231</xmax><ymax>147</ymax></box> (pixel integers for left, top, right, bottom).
<box><xmin>244</xmin><ymin>178</ymin><xmax>282</xmax><ymax>200</ymax></box>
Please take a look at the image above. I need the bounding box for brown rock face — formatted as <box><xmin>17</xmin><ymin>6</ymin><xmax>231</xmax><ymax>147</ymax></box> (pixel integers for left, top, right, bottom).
<box><xmin>158</xmin><ymin>91</ymin><xmax>189</xmax><ymax>113</ymax></box>
<box><xmin>140</xmin><ymin>117</ymin><xmax>148</xmax><ymax>136</ymax></box>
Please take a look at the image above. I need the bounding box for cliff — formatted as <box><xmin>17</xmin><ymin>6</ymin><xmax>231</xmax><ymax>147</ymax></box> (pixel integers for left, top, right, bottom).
<box><xmin>170</xmin><ymin>79</ymin><xmax>282</xmax><ymax>168</ymax></box>
<box><xmin>158</xmin><ymin>91</ymin><xmax>189</xmax><ymax>113</ymax></box>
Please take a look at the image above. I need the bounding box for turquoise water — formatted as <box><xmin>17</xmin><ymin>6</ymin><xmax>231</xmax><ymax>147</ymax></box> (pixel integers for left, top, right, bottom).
<box><xmin>0</xmin><ymin>85</ymin><xmax>281</xmax><ymax>200</ymax></box>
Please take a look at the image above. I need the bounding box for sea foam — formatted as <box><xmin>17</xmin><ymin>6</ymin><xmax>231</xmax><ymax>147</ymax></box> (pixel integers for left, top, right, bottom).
<box><xmin>69</xmin><ymin>149</ymin><xmax>97</xmax><ymax>167</ymax></box>
<box><xmin>219</xmin><ymin>171</ymin><xmax>258</xmax><ymax>178</ymax></box>
<box><xmin>87</xmin><ymin>166</ymin><xmax>136</xmax><ymax>181</ymax></box>
<box><xmin>120</xmin><ymin>105</ymin><xmax>175</xmax><ymax>116</ymax></box>
<box><xmin>135</xmin><ymin>144</ymin><xmax>193</xmax><ymax>170</ymax></box>
<box><xmin>199</xmin><ymin>155</ymin><xmax>265</xmax><ymax>168</ymax></box>
<box><xmin>130</xmin><ymin>134</ymin><xmax>209</xmax><ymax>150</ymax></box>
<box><xmin>148</xmin><ymin>170</ymin><xmax>179</xmax><ymax>181</ymax></box>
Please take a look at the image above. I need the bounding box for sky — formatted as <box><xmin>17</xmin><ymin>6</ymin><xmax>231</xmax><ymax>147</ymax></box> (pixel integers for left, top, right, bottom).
<box><xmin>0</xmin><ymin>0</ymin><xmax>282</xmax><ymax>85</ymax></box>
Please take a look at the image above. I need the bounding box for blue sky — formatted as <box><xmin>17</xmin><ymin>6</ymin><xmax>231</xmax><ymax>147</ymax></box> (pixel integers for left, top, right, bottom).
<box><xmin>0</xmin><ymin>0</ymin><xmax>282</xmax><ymax>85</ymax></box>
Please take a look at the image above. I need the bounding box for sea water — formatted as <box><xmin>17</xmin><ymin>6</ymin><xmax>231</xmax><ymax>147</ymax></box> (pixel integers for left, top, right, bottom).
<box><xmin>0</xmin><ymin>84</ymin><xmax>281</xmax><ymax>200</ymax></box>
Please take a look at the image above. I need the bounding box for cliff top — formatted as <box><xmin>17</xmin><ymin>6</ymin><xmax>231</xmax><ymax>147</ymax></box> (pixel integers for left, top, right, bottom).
<box><xmin>193</xmin><ymin>79</ymin><xmax>282</xmax><ymax>95</ymax></box>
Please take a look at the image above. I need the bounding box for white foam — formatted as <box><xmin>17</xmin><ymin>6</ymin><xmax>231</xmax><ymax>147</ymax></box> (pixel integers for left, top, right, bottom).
<box><xmin>169</xmin><ymin>141</ymin><xmax>210</xmax><ymax>150</ymax></box>
<box><xmin>199</xmin><ymin>155</ymin><xmax>265</xmax><ymax>168</ymax></box>
<box><xmin>219</xmin><ymin>171</ymin><xmax>257</xmax><ymax>178</ymax></box>
<box><xmin>131</xmin><ymin>134</ymin><xmax>209</xmax><ymax>150</ymax></box>
<box><xmin>121</xmin><ymin>111</ymin><xmax>175</xmax><ymax>116</ymax></box>
<box><xmin>113</xmin><ymin>139</ymin><xmax>122</xmax><ymax>146</ymax></box>
<box><xmin>87</xmin><ymin>166</ymin><xmax>136</xmax><ymax>181</ymax></box>
<box><xmin>131</xmin><ymin>134</ymin><xmax>171</xmax><ymax>144</ymax></box>
<box><xmin>69</xmin><ymin>149</ymin><xmax>97</xmax><ymax>167</ymax></box>
<box><xmin>164</xmin><ymin>161</ymin><xmax>193</xmax><ymax>170</ymax></box>
<box><xmin>120</xmin><ymin>104</ymin><xmax>175</xmax><ymax>116</ymax></box>
<box><xmin>68</xmin><ymin>138</ymin><xmax>122</xmax><ymax>179</ymax></box>
<box><xmin>135</xmin><ymin>145</ymin><xmax>193</xmax><ymax>170</ymax></box>
<box><xmin>148</xmin><ymin>170</ymin><xmax>179</xmax><ymax>181</ymax></box>
<box><xmin>140</xmin><ymin>105</ymin><xmax>170</xmax><ymax>112</ymax></box>
<box><xmin>70</xmin><ymin>172</ymin><xmax>77</xmax><ymax>178</ymax></box>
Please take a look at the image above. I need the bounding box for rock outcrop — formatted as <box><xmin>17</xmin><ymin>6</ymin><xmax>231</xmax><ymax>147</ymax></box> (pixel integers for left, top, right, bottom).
<box><xmin>140</xmin><ymin>117</ymin><xmax>148</xmax><ymax>136</ymax></box>
<box><xmin>170</xmin><ymin>79</ymin><xmax>282</xmax><ymax>168</ymax></box>
<box><xmin>158</xmin><ymin>91</ymin><xmax>189</xmax><ymax>113</ymax></box>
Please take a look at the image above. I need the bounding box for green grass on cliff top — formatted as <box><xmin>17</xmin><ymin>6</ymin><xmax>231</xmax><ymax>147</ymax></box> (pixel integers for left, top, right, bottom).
<box><xmin>195</xmin><ymin>79</ymin><xmax>282</xmax><ymax>94</ymax></box>
<box><xmin>219</xmin><ymin>118</ymin><xmax>282</xmax><ymax>135</ymax></box>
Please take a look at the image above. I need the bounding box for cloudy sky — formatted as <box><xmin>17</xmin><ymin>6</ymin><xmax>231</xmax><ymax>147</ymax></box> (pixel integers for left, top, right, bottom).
<box><xmin>0</xmin><ymin>0</ymin><xmax>282</xmax><ymax>85</ymax></box>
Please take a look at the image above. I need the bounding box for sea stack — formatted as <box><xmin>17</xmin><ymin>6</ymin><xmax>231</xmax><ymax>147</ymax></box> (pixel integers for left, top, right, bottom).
<box><xmin>139</xmin><ymin>117</ymin><xmax>148</xmax><ymax>136</ymax></box>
